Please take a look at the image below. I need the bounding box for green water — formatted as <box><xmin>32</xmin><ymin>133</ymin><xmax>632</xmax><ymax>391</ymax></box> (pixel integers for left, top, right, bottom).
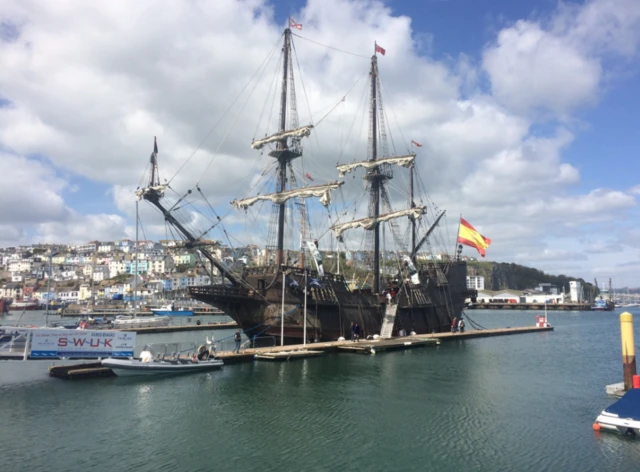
<box><xmin>2</xmin><ymin>309</ymin><xmax>640</xmax><ymax>471</ymax></box>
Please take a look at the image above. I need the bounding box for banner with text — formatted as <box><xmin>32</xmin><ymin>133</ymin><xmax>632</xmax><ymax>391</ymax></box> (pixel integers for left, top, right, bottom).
<box><xmin>30</xmin><ymin>329</ymin><xmax>136</xmax><ymax>358</ymax></box>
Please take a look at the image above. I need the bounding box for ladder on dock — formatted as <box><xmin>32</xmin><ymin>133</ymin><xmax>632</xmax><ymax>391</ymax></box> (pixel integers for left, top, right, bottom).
<box><xmin>380</xmin><ymin>304</ymin><xmax>398</xmax><ymax>338</ymax></box>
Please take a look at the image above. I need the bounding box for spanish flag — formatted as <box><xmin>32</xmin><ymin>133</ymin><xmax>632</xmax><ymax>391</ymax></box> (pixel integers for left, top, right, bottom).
<box><xmin>457</xmin><ymin>218</ymin><xmax>491</xmax><ymax>257</ymax></box>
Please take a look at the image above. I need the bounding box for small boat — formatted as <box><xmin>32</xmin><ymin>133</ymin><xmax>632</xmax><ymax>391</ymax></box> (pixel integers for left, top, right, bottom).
<box><xmin>151</xmin><ymin>304</ymin><xmax>194</xmax><ymax>317</ymax></box>
<box><xmin>592</xmin><ymin>298</ymin><xmax>614</xmax><ymax>311</ymax></box>
<box><xmin>9</xmin><ymin>301</ymin><xmax>40</xmax><ymax>311</ymax></box>
<box><xmin>594</xmin><ymin>389</ymin><xmax>640</xmax><ymax>436</ymax></box>
<box><xmin>102</xmin><ymin>342</ymin><xmax>222</xmax><ymax>376</ymax></box>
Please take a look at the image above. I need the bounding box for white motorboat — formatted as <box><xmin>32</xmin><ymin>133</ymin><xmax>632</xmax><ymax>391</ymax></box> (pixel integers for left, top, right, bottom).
<box><xmin>594</xmin><ymin>389</ymin><xmax>640</xmax><ymax>436</ymax></box>
<box><xmin>102</xmin><ymin>341</ymin><xmax>222</xmax><ymax>376</ymax></box>
<box><xmin>111</xmin><ymin>315</ymin><xmax>171</xmax><ymax>329</ymax></box>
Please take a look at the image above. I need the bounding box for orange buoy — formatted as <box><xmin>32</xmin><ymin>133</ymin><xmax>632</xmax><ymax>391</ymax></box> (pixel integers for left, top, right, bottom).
<box><xmin>592</xmin><ymin>423</ymin><xmax>601</xmax><ymax>431</ymax></box>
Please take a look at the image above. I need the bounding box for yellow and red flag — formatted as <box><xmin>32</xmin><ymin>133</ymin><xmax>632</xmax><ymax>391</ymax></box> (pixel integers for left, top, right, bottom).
<box><xmin>457</xmin><ymin>218</ymin><xmax>491</xmax><ymax>257</ymax></box>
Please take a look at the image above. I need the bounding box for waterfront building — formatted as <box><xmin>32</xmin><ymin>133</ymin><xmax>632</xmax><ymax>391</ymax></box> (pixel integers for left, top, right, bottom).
<box><xmin>466</xmin><ymin>275</ymin><xmax>485</xmax><ymax>290</ymax></box>
<box><xmin>569</xmin><ymin>281</ymin><xmax>582</xmax><ymax>302</ymax></box>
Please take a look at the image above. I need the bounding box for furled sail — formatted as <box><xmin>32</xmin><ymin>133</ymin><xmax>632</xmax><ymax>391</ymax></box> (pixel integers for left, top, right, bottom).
<box><xmin>135</xmin><ymin>185</ymin><xmax>167</xmax><ymax>200</ymax></box>
<box><xmin>306</xmin><ymin>241</ymin><xmax>325</xmax><ymax>277</ymax></box>
<box><xmin>251</xmin><ymin>125</ymin><xmax>314</xmax><ymax>150</ymax></box>
<box><xmin>331</xmin><ymin>206</ymin><xmax>426</xmax><ymax>238</ymax></box>
<box><xmin>336</xmin><ymin>154</ymin><xmax>415</xmax><ymax>177</ymax></box>
<box><xmin>231</xmin><ymin>181</ymin><xmax>344</xmax><ymax>210</ymax></box>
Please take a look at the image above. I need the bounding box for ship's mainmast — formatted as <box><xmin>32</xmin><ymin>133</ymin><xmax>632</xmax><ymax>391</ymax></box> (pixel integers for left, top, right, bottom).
<box><xmin>270</xmin><ymin>28</ymin><xmax>301</xmax><ymax>266</ymax></box>
<box><xmin>365</xmin><ymin>54</ymin><xmax>391</xmax><ymax>294</ymax></box>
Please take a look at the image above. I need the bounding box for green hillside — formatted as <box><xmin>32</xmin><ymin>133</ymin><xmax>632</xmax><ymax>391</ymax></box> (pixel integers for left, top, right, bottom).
<box><xmin>466</xmin><ymin>261</ymin><xmax>596</xmax><ymax>295</ymax></box>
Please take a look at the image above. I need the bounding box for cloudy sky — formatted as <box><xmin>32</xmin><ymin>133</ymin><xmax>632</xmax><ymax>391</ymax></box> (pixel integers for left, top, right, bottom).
<box><xmin>1</xmin><ymin>0</ymin><xmax>640</xmax><ymax>286</ymax></box>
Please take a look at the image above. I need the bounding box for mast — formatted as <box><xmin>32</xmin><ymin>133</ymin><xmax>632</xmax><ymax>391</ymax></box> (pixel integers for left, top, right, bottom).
<box><xmin>133</xmin><ymin>199</ymin><xmax>138</xmax><ymax>313</ymax></box>
<box><xmin>371</xmin><ymin>53</ymin><xmax>381</xmax><ymax>293</ymax></box>
<box><xmin>410</xmin><ymin>163</ymin><xmax>416</xmax><ymax>256</ymax></box>
<box><xmin>139</xmin><ymin>139</ymin><xmax>241</xmax><ymax>287</ymax></box>
<box><xmin>276</xmin><ymin>28</ymin><xmax>291</xmax><ymax>266</ymax></box>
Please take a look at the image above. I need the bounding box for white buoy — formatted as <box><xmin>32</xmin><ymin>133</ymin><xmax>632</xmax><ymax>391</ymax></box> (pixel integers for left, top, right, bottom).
<box><xmin>338</xmin><ymin>336</ymin><xmax>346</xmax><ymax>341</ymax></box>
<box><xmin>370</xmin><ymin>348</ymin><xmax>376</xmax><ymax>355</ymax></box>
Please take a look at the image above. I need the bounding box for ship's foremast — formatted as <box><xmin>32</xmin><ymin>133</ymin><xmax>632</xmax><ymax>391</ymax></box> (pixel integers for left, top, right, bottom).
<box><xmin>137</xmin><ymin>140</ymin><xmax>241</xmax><ymax>287</ymax></box>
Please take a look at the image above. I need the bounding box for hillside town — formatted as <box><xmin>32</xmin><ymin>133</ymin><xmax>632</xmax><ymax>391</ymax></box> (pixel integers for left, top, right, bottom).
<box><xmin>0</xmin><ymin>240</ymin><xmax>234</xmax><ymax>308</ymax></box>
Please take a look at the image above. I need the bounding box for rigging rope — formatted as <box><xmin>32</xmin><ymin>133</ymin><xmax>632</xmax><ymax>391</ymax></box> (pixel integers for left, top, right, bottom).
<box><xmin>291</xmin><ymin>33</ymin><xmax>370</xmax><ymax>59</ymax></box>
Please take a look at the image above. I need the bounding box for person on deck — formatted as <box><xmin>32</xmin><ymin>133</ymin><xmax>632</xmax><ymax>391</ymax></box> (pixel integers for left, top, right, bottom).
<box><xmin>386</xmin><ymin>292</ymin><xmax>392</xmax><ymax>305</ymax></box>
<box><xmin>233</xmin><ymin>330</ymin><xmax>242</xmax><ymax>353</ymax></box>
<box><xmin>353</xmin><ymin>323</ymin><xmax>361</xmax><ymax>342</ymax></box>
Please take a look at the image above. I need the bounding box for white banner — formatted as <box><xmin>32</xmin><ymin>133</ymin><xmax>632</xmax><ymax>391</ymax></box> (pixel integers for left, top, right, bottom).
<box><xmin>30</xmin><ymin>329</ymin><xmax>136</xmax><ymax>358</ymax></box>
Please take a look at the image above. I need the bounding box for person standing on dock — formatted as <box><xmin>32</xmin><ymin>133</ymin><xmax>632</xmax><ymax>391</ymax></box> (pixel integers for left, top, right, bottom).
<box><xmin>354</xmin><ymin>323</ymin><xmax>361</xmax><ymax>342</ymax></box>
<box><xmin>451</xmin><ymin>317</ymin><xmax>458</xmax><ymax>333</ymax></box>
<box><xmin>350</xmin><ymin>321</ymin><xmax>355</xmax><ymax>342</ymax></box>
<box><xmin>233</xmin><ymin>330</ymin><xmax>242</xmax><ymax>353</ymax></box>
<box><xmin>458</xmin><ymin>318</ymin><xmax>465</xmax><ymax>333</ymax></box>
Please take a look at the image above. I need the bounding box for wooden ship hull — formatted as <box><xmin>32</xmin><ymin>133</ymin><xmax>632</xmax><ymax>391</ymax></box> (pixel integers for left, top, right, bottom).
<box><xmin>190</xmin><ymin>261</ymin><xmax>469</xmax><ymax>344</ymax></box>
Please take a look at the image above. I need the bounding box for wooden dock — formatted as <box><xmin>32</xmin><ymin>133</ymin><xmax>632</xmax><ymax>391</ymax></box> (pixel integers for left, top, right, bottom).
<box><xmin>338</xmin><ymin>337</ymin><xmax>440</xmax><ymax>354</ymax></box>
<box><xmin>254</xmin><ymin>350</ymin><xmax>325</xmax><ymax>361</ymax></box>
<box><xmin>217</xmin><ymin>326</ymin><xmax>553</xmax><ymax>363</ymax></box>
<box><xmin>50</xmin><ymin>326</ymin><xmax>553</xmax><ymax>377</ymax></box>
<box><xmin>469</xmin><ymin>302</ymin><xmax>592</xmax><ymax>311</ymax></box>
<box><xmin>119</xmin><ymin>322</ymin><xmax>237</xmax><ymax>334</ymax></box>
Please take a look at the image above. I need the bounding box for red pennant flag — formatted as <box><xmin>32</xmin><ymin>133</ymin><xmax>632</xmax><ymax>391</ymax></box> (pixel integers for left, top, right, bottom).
<box><xmin>305</xmin><ymin>173</ymin><xmax>314</xmax><ymax>181</ymax></box>
<box><xmin>411</xmin><ymin>140</ymin><xmax>423</xmax><ymax>147</ymax></box>
<box><xmin>375</xmin><ymin>43</ymin><xmax>386</xmax><ymax>55</ymax></box>
<box><xmin>289</xmin><ymin>17</ymin><xmax>302</xmax><ymax>30</ymax></box>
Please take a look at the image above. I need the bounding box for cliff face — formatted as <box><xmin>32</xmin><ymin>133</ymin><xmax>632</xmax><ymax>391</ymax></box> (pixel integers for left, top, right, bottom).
<box><xmin>467</xmin><ymin>261</ymin><xmax>593</xmax><ymax>293</ymax></box>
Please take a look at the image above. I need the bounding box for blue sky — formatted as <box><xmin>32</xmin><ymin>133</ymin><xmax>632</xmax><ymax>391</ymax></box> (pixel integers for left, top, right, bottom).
<box><xmin>1</xmin><ymin>0</ymin><xmax>640</xmax><ymax>286</ymax></box>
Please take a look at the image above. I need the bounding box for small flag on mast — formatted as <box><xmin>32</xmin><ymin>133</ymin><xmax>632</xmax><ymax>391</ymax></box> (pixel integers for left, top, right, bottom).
<box><xmin>305</xmin><ymin>173</ymin><xmax>314</xmax><ymax>181</ymax></box>
<box><xmin>411</xmin><ymin>140</ymin><xmax>422</xmax><ymax>147</ymax></box>
<box><xmin>289</xmin><ymin>17</ymin><xmax>302</xmax><ymax>30</ymax></box>
<box><xmin>375</xmin><ymin>43</ymin><xmax>386</xmax><ymax>55</ymax></box>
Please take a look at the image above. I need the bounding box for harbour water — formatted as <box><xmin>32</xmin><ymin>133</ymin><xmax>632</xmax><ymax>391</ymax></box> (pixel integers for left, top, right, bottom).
<box><xmin>2</xmin><ymin>309</ymin><xmax>640</xmax><ymax>471</ymax></box>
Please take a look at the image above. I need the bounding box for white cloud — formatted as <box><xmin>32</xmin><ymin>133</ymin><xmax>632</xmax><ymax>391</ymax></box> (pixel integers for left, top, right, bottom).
<box><xmin>0</xmin><ymin>152</ymin><xmax>68</xmax><ymax>224</ymax></box>
<box><xmin>35</xmin><ymin>212</ymin><xmax>127</xmax><ymax>244</ymax></box>
<box><xmin>0</xmin><ymin>0</ymin><xmax>639</xmax><ymax>285</ymax></box>
<box><xmin>483</xmin><ymin>0</ymin><xmax>640</xmax><ymax>116</ymax></box>
<box><xmin>483</xmin><ymin>21</ymin><xmax>601</xmax><ymax>115</ymax></box>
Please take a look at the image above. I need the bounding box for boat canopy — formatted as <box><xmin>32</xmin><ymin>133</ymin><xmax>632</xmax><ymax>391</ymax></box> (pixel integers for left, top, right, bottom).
<box><xmin>251</xmin><ymin>125</ymin><xmax>314</xmax><ymax>150</ymax></box>
<box><xmin>232</xmin><ymin>181</ymin><xmax>344</xmax><ymax>210</ymax></box>
<box><xmin>604</xmin><ymin>389</ymin><xmax>640</xmax><ymax>420</ymax></box>
<box><xmin>331</xmin><ymin>206</ymin><xmax>426</xmax><ymax>238</ymax></box>
<box><xmin>336</xmin><ymin>154</ymin><xmax>415</xmax><ymax>177</ymax></box>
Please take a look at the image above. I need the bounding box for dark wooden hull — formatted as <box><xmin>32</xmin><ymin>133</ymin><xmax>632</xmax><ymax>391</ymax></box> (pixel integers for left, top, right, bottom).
<box><xmin>190</xmin><ymin>262</ymin><xmax>469</xmax><ymax>344</ymax></box>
